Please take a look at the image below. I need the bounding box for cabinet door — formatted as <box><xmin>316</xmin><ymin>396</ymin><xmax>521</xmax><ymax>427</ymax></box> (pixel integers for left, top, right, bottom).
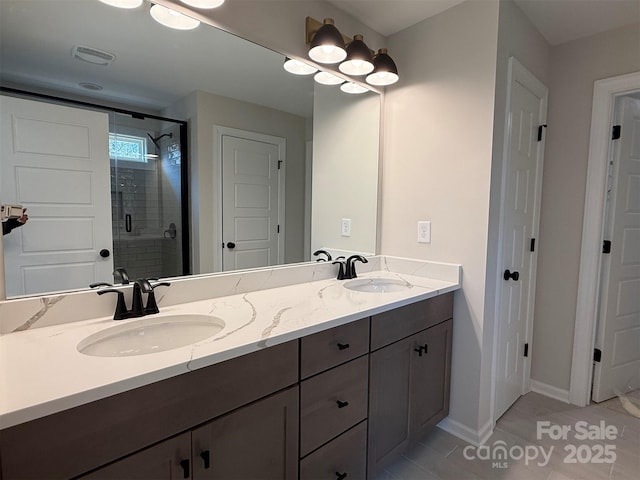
<box><xmin>368</xmin><ymin>319</ymin><xmax>453</xmax><ymax>476</ymax></box>
<box><xmin>410</xmin><ymin>319</ymin><xmax>453</xmax><ymax>440</ymax></box>
<box><xmin>191</xmin><ymin>386</ymin><xmax>298</xmax><ymax>480</ymax></box>
<box><xmin>80</xmin><ymin>432</ymin><xmax>191</xmax><ymax>480</ymax></box>
<box><xmin>368</xmin><ymin>335</ymin><xmax>413</xmax><ymax>475</ymax></box>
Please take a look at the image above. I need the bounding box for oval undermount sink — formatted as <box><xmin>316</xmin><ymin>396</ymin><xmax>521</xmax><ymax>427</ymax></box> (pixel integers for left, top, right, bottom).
<box><xmin>78</xmin><ymin>314</ymin><xmax>225</xmax><ymax>357</ymax></box>
<box><xmin>344</xmin><ymin>278</ymin><xmax>413</xmax><ymax>293</ymax></box>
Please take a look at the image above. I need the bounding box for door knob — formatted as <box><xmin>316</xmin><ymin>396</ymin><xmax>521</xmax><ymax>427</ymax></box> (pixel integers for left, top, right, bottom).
<box><xmin>99</xmin><ymin>249</ymin><xmax>110</xmax><ymax>258</ymax></box>
<box><xmin>226</xmin><ymin>241</ymin><xmax>236</xmax><ymax>249</ymax></box>
<box><xmin>503</xmin><ymin>269</ymin><xmax>520</xmax><ymax>281</ymax></box>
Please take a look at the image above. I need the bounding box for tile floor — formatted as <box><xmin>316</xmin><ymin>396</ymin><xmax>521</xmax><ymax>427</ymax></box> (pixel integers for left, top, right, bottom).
<box><xmin>374</xmin><ymin>391</ymin><xmax>640</xmax><ymax>480</ymax></box>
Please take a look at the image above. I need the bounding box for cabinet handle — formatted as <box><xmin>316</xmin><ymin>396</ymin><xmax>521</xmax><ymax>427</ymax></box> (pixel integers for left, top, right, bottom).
<box><xmin>200</xmin><ymin>450</ymin><xmax>210</xmax><ymax>469</ymax></box>
<box><xmin>336</xmin><ymin>400</ymin><xmax>349</xmax><ymax>409</ymax></box>
<box><xmin>179</xmin><ymin>459</ymin><xmax>190</xmax><ymax>479</ymax></box>
<box><xmin>423</xmin><ymin>344</ymin><xmax>429</xmax><ymax>354</ymax></box>
<box><xmin>414</xmin><ymin>346</ymin><xmax>424</xmax><ymax>357</ymax></box>
<box><xmin>336</xmin><ymin>472</ymin><xmax>348</xmax><ymax>480</ymax></box>
<box><xmin>337</xmin><ymin>342</ymin><xmax>350</xmax><ymax>350</ymax></box>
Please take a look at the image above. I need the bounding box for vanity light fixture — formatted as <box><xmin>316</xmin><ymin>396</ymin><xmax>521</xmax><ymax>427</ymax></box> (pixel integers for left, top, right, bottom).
<box><xmin>340</xmin><ymin>82</ymin><xmax>369</xmax><ymax>95</ymax></box>
<box><xmin>339</xmin><ymin>35</ymin><xmax>374</xmax><ymax>76</ymax></box>
<box><xmin>180</xmin><ymin>0</ymin><xmax>225</xmax><ymax>8</ymax></box>
<box><xmin>314</xmin><ymin>71</ymin><xmax>344</xmax><ymax>86</ymax></box>
<box><xmin>283</xmin><ymin>57</ymin><xmax>318</xmax><ymax>75</ymax></box>
<box><xmin>307</xmin><ymin>18</ymin><xmax>347</xmax><ymax>64</ymax></box>
<box><xmin>150</xmin><ymin>3</ymin><xmax>200</xmax><ymax>30</ymax></box>
<box><xmin>98</xmin><ymin>0</ymin><xmax>143</xmax><ymax>8</ymax></box>
<box><xmin>366</xmin><ymin>48</ymin><xmax>399</xmax><ymax>86</ymax></box>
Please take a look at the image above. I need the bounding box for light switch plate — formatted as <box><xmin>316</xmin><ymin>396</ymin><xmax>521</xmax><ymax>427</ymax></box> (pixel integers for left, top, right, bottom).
<box><xmin>341</xmin><ymin>218</ymin><xmax>352</xmax><ymax>237</ymax></box>
<box><xmin>418</xmin><ymin>221</ymin><xmax>431</xmax><ymax>243</ymax></box>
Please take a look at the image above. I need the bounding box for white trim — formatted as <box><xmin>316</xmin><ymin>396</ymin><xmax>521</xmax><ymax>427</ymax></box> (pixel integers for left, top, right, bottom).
<box><xmin>530</xmin><ymin>380</ymin><xmax>570</xmax><ymax>404</ymax></box>
<box><xmin>491</xmin><ymin>57</ymin><xmax>548</xmax><ymax>426</ymax></box>
<box><xmin>213</xmin><ymin>126</ymin><xmax>286</xmax><ymax>272</ymax></box>
<box><xmin>570</xmin><ymin>71</ymin><xmax>640</xmax><ymax>407</ymax></box>
<box><xmin>438</xmin><ymin>418</ymin><xmax>493</xmax><ymax>447</ymax></box>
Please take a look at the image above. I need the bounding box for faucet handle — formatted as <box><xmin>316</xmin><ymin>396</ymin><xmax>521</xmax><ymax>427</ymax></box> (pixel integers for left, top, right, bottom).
<box><xmin>90</xmin><ymin>282</ymin><xmax>113</xmax><ymax>289</ymax></box>
<box><xmin>96</xmin><ymin>288</ymin><xmax>129</xmax><ymax>320</ymax></box>
<box><xmin>144</xmin><ymin>281</ymin><xmax>171</xmax><ymax>315</ymax></box>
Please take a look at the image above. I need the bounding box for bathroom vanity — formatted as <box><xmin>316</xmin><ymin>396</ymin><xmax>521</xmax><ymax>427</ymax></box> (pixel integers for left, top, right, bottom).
<box><xmin>0</xmin><ymin>257</ymin><xmax>459</xmax><ymax>479</ymax></box>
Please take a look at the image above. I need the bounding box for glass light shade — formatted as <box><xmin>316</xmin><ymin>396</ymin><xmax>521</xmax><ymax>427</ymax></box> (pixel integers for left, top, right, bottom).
<box><xmin>366</xmin><ymin>48</ymin><xmax>399</xmax><ymax>86</ymax></box>
<box><xmin>339</xmin><ymin>35</ymin><xmax>374</xmax><ymax>76</ymax></box>
<box><xmin>340</xmin><ymin>82</ymin><xmax>369</xmax><ymax>94</ymax></box>
<box><xmin>98</xmin><ymin>0</ymin><xmax>143</xmax><ymax>8</ymax></box>
<box><xmin>180</xmin><ymin>0</ymin><xmax>225</xmax><ymax>8</ymax></box>
<box><xmin>314</xmin><ymin>71</ymin><xmax>344</xmax><ymax>86</ymax></box>
<box><xmin>150</xmin><ymin>4</ymin><xmax>200</xmax><ymax>30</ymax></box>
<box><xmin>308</xmin><ymin>19</ymin><xmax>346</xmax><ymax>64</ymax></box>
<box><xmin>283</xmin><ymin>57</ymin><xmax>318</xmax><ymax>75</ymax></box>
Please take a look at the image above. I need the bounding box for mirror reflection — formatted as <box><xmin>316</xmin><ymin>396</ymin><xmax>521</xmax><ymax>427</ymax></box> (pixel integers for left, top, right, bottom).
<box><xmin>0</xmin><ymin>0</ymin><xmax>380</xmax><ymax>299</ymax></box>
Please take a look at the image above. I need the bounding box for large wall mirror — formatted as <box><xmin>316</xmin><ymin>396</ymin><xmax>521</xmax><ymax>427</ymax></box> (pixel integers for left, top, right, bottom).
<box><xmin>0</xmin><ymin>0</ymin><xmax>380</xmax><ymax>299</ymax></box>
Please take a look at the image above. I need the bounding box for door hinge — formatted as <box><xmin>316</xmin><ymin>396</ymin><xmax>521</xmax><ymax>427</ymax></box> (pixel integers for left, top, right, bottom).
<box><xmin>537</xmin><ymin>124</ymin><xmax>547</xmax><ymax>142</ymax></box>
<box><xmin>530</xmin><ymin>238</ymin><xmax>536</xmax><ymax>252</ymax></box>
<box><xmin>612</xmin><ymin>125</ymin><xmax>621</xmax><ymax>140</ymax></box>
<box><xmin>523</xmin><ymin>343</ymin><xmax>529</xmax><ymax>357</ymax></box>
<box><xmin>277</xmin><ymin>160</ymin><xmax>283</xmax><ymax>169</ymax></box>
<box><xmin>593</xmin><ymin>348</ymin><xmax>602</xmax><ymax>363</ymax></box>
<box><xmin>603</xmin><ymin>240</ymin><xmax>612</xmax><ymax>254</ymax></box>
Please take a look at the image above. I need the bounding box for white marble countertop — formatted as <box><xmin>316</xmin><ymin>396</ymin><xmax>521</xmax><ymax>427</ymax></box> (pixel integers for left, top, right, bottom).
<box><xmin>0</xmin><ymin>267</ymin><xmax>459</xmax><ymax>430</ymax></box>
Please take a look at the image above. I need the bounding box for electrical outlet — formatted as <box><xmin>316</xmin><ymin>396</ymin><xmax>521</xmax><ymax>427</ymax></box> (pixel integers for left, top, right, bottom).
<box><xmin>417</xmin><ymin>221</ymin><xmax>431</xmax><ymax>243</ymax></box>
<box><xmin>341</xmin><ymin>218</ymin><xmax>352</xmax><ymax>237</ymax></box>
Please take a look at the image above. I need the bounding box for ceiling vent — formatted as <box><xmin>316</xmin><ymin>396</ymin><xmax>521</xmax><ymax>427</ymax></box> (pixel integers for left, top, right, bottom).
<box><xmin>71</xmin><ymin>45</ymin><xmax>116</xmax><ymax>66</ymax></box>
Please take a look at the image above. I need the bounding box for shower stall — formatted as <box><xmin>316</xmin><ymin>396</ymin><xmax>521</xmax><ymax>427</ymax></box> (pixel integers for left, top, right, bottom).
<box><xmin>109</xmin><ymin>112</ymin><xmax>189</xmax><ymax>281</ymax></box>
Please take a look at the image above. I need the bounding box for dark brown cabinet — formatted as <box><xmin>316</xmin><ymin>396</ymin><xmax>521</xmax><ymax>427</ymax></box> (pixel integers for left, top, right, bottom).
<box><xmin>82</xmin><ymin>387</ymin><xmax>299</xmax><ymax>480</ymax></box>
<box><xmin>80</xmin><ymin>433</ymin><xmax>192</xmax><ymax>480</ymax></box>
<box><xmin>368</xmin><ymin>297</ymin><xmax>453</xmax><ymax>477</ymax></box>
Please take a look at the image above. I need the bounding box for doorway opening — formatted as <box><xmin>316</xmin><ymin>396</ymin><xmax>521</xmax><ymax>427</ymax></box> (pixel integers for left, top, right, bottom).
<box><xmin>571</xmin><ymin>71</ymin><xmax>640</xmax><ymax>407</ymax></box>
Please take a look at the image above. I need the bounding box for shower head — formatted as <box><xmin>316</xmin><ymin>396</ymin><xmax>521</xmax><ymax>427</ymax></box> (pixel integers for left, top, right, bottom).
<box><xmin>147</xmin><ymin>132</ymin><xmax>173</xmax><ymax>149</ymax></box>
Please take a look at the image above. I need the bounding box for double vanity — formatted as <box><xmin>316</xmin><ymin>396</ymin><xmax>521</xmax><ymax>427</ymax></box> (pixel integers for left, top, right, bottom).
<box><xmin>0</xmin><ymin>256</ymin><xmax>460</xmax><ymax>479</ymax></box>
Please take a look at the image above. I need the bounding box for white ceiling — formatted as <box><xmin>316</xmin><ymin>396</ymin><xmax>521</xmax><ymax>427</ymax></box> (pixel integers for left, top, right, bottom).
<box><xmin>328</xmin><ymin>0</ymin><xmax>640</xmax><ymax>45</ymax></box>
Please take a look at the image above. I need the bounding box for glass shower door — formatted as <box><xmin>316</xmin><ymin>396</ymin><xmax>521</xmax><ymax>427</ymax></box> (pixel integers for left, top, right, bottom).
<box><xmin>109</xmin><ymin>112</ymin><xmax>187</xmax><ymax>281</ymax></box>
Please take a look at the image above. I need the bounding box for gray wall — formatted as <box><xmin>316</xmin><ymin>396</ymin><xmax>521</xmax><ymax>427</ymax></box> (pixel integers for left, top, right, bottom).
<box><xmin>531</xmin><ymin>23</ymin><xmax>640</xmax><ymax>391</ymax></box>
<box><xmin>383</xmin><ymin>0</ymin><xmax>500</xmax><ymax>436</ymax></box>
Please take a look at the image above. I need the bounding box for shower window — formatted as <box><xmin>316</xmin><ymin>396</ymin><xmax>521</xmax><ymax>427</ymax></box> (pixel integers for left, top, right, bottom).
<box><xmin>109</xmin><ymin>133</ymin><xmax>147</xmax><ymax>163</ymax></box>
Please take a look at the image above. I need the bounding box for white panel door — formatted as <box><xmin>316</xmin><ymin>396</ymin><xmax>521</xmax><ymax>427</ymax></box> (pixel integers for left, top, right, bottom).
<box><xmin>221</xmin><ymin>135</ymin><xmax>281</xmax><ymax>271</ymax></box>
<box><xmin>0</xmin><ymin>95</ymin><xmax>112</xmax><ymax>296</ymax></box>
<box><xmin>592</xmin><ymin>97</ymin><xmax>640</xmax><ymax>402</ymax></box>
<box><xmin>495</xmin><ymin>60</ymin><xmax>547</xmax><ymax>420</ymax></box>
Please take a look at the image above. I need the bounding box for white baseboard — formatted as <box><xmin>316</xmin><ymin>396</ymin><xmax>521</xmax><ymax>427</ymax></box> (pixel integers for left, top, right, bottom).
<box><xmin>530</xmin><ymin>379</ymin><xmax>571</xmax><ymax>403</ymax></box>
<box><xmin>438</xmin><ymin>417</ymin><xmax>493</xmax><ymax>447</ymax></box>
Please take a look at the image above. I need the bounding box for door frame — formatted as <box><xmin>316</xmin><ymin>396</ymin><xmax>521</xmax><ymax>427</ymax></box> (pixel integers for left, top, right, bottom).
<box><xmin>570</xmin><ymin>71</ymin><xmax>640</xmax><ymax>406</ymax></box>
<box><xmin>491</xmin><ymin>57</ymin><xmax>548</xmax><ymax>425</ymax></box>
<box><xmin>213</xmin><ymin>126</ymin><xmax>286</xmax><ymax>272</ymax></box>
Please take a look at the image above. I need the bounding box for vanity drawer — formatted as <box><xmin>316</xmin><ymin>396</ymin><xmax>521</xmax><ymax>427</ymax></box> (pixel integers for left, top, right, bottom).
<box><xmin>300</xmin><ymin>420</ymin><xmax>367</xmax><ymax>480</ymax></box>
<box><xmin>300</xmin><ymin>355</ymin><xmax>369</xmax><ymax>457</ymax></box>
<box><xmin>371</xmin><ymin>292</ymin><xmax>453</xmax><ymax>350</ymax></box>
<box><xmin>300</xmin><ymin>317</ymin><xmax>370</xmax><ymax>379</ymax></box>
